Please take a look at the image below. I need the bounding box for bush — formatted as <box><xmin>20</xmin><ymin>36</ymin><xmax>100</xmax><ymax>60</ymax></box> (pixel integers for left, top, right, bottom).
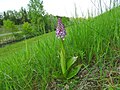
<box><xmin>3</xmin><ymin>19</ymin><xmax>18</xmax><ymax>32</ymax></box>
<box><xmin>22</xmin><ymin>22</ymin><xmax>35</xmax><ymax>37</ymax></box>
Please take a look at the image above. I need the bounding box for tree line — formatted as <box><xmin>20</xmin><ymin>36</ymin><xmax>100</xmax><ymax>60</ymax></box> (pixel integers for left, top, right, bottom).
<box><xmin>0</xmin><ymin>0</ymin><xmax>69</xmax><ymax>37</ymax></box>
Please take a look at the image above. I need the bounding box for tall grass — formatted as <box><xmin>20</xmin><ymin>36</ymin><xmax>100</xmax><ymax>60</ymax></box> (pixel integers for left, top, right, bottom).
<box><xmin>0</xmin><ymin>1</ymin><xmax>120</xmax><ymax>90</ymax></box>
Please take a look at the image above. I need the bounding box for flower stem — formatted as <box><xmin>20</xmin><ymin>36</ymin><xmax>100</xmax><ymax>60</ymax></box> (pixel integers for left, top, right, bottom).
<box><xmin>60</xmin><ymin>39</ymin><xmax>66</xmax><ymax>77</ymax></box>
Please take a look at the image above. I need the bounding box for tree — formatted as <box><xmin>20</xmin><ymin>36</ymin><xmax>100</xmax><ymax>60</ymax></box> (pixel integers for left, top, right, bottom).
<box><xmin>3</xmin><ymin>11</ymin><xmax>9</xmax><ymax>20</ymax></box>
<box><xmin>3</xmin><ymin>19</ymin><xmax>18</xmax><ymax>33</ymax></box>
<box><xmin>22</xmin><ymin>22</ymin><xmax>35</xmax><ymax>37</ymax></box>
<box><xmin>19</xmin><ymin>7</ymin><xmax>29</xmax><ymax>23</ymax></box>
<box><xmin>44</xmin><ymin>14</ymin><xmax>57</xmax><ymax>33</ymax></box>
<box><xmin>28</xmin><ymin>0</ymin><xmax>45</xmax><ymax>34</ymax></box>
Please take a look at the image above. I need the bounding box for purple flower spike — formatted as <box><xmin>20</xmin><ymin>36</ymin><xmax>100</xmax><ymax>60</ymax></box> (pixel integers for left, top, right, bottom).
<box><xmin>56</xmin><ymin>18</ymin><xmax>66</xmax><ymax>40</ymax></box>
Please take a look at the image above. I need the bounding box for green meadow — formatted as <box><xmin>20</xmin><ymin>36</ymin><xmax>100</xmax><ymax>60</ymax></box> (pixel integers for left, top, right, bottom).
<box><xmin>0</xmin><ymin>5</ymin><xmax>120</xmax><ymax>90</ymax></box>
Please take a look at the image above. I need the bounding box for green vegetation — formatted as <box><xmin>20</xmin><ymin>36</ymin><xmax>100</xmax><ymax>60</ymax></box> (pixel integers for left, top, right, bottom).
<box><xmin>22</xmin><ymin>22</ymin><xmax>34</xmax><ymax>37</ymax></box>
<box><xmin>0</xmin><ymin>0</ymin><xmax>59</xmax><ymax>45</ymax></box>
<box><xmin>3</xmin><ymin>19</ymin><xmax>18</xmax><ymax>36</ymax></box>
<box><xmin>0</xmin><ymin>5</ymin><xmax>120</xmax><ymax>89</ymax></box>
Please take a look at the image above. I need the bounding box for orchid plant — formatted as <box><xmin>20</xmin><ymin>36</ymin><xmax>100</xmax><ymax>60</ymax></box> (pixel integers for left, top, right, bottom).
<box><xmin>56</xmin><ymin>18</ymin><xmax>82</xmax><ymax>79</ymax></box>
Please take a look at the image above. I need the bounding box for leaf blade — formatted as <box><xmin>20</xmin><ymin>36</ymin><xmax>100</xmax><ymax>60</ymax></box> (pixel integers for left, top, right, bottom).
<box><xmin>67</xmin><ymin>56</ymin><xmax>78</xmax><ymax>70</ymax></box>
<box><xmin>67</xmin><ymin>64</ymin><xmax>82</xmax><ymax>79</ymax></box>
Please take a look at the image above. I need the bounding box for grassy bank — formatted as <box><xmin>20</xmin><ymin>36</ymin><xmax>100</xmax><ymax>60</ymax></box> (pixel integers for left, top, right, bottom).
<box><xmin>0</xmin><ymin>6</ymin><xmax>120</xmax><ymax>90</ymax></box>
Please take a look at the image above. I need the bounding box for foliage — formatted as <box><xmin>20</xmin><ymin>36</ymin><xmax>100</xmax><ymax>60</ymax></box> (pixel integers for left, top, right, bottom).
<box><xmin>59</xmin><ymin>40</ymin><xmax>82</xmax><ymax>79</ymax></box>
<box><xmin>3</xmin><ymin>19</ymin><xmax>18</xmax><ymax>32</ymax></box>
<box><xmin>28</xmin><ymin>0</ymin><xmax>45</xmax><ymax>34</ymax></box>
<box><xmin>22</xmin><ymin>22</ymin><xmax>35</xmax><ymax>37</ymax></box>
<box><xmin>19</xmin><ymin>7</ymin><xmax>29</xmax><ymax>23</ymax></box>
<box><xmin>3</xmin><ymin>9</ymin><xmax>29</xmax><ymax>25</ymax></box>
<box><xmin>44</xmin><ymin>14</ymin><xmax>57</xmax><ymax>33</ymax></box>
<box><xmin>1</xmin><ymin>0</ymin><xmax>57</xmax><ymax>38</ymax></box>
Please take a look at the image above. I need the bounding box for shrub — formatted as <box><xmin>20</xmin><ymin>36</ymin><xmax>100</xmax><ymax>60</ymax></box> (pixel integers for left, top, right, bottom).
<box><xmin>3</xmin><ymin>19</ymin><xmax>18</xmax><ymax>32</ymax></box>
<box><xmin>22</xmin><ymin>22</ymin><xmax>35</xmax><ymax>37</ymax></box>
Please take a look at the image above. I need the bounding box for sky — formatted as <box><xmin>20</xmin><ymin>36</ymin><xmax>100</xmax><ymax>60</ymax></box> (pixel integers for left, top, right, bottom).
<box><xmin>0</xmin><ymin>0</ymin><xmax>119</xmax><ymax>17</ymax></box>
<box><xmin>0</xmin><ymin>0</ymin><xmax>29</xmax><ymax>11</ymax></box>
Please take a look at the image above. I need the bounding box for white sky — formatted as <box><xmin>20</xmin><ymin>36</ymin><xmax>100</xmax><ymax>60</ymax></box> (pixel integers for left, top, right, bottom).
<box><xmin>0</xmin><ymin>0</ymin><xmax>29</xmax><ymax>11</ymax></box>
<box><xmin>0</xmin><ymin>0</ymin><xmax>119</xmax><ymax>17</ymax></box>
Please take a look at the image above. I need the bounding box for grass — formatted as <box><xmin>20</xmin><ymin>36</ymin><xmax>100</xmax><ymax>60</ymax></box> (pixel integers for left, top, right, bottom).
<box><xmin>0</xmin><ymin>6</ymin><xmax>120</xmax><ymax>90</ymax></box>
<box><xmin>0</xmin><ymin>32</ymin><xmax>54</xmax><ymax>59</ymax></box>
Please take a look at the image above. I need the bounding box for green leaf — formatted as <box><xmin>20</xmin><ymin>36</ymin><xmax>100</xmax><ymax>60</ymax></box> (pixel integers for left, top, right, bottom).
<box><xmin>60</xmin><ymin>45</ymin><xmax>66</xmax><ymax>77</ymax></box>
<box><xmin>67</xmin><ymin>64</ymin><xmax>82</xmax><ymax>79</ymax></box>
<box><xmin>67</xmin><ymin>56</ymin><xmax>78</xmax><ymax>70</ymax></box>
